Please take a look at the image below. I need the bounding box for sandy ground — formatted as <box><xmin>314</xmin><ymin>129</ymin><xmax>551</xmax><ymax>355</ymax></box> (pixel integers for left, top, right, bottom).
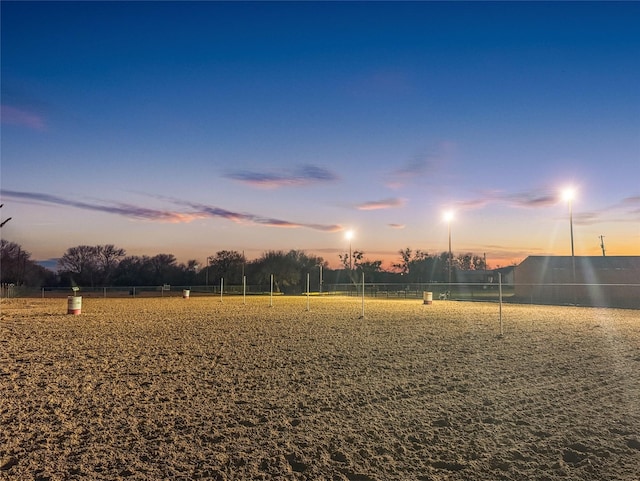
<box><xmin>1</xmin><ymin>296</ymin><xmax>639</xmax><ymax>481</ymax></box>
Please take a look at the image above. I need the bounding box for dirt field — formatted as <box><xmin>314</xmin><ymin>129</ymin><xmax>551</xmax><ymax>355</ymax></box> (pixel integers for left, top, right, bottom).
<box><xmin>1</xmin><ymin>296</ymin><xmax>639</xmax><ymax>480</ymax></box>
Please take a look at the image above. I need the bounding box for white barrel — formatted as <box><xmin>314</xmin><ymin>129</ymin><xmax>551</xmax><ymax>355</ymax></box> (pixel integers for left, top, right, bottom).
<box><xmin>67</xmin><ymin>296</ymin><xmax>82</xmax><ymax>315</ymax></box>
<box><xmin>423</xmin><ymin>291</ymin><xmax>433</xmax><ymax>305</ymax></box>
<box><xmin>183</xmin><ymin>289</ymin><xmax>190</xmax><ymax>299</ymax></box>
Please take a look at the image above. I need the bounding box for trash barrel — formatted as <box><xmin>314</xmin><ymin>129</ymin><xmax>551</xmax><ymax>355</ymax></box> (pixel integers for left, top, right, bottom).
<box><xmin>67</xmin><ymin>296</ymin><xmax>82</xmax><ymax>315</ymax></box>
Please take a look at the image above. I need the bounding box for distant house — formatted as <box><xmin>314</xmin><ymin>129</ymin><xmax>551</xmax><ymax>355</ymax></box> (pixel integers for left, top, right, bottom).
<box><xmin>454</xmin><ymin>266</ymin><xmax>515</xmax><ymax>285</ymax></box>
<box><xmin>514</xmin><ymin>256</ymin><xmax>640</xmax><ymax>308</ymax></box>
<box><xmin>494</xmin><ymin>265</ymin><xmax>516</xmax><ymax>285</ymax></box>
<box><xmin>454</xmin><ymin>269</ymin><xmax>494</xmax><ymax>284</ymax></box>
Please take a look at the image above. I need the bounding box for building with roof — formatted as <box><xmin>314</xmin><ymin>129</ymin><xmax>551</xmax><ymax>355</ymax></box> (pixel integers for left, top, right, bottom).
<box><xmin>514</xmin><ymin>256</ymin><xmax>640</xmax><ymax>308</ymax></box>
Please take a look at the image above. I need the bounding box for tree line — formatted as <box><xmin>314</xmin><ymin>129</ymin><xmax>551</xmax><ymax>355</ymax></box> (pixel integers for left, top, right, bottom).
<box><xmin>1</xmin><ymin>240</ymin><xmax>487</xmax><ymax>294</ymax></box>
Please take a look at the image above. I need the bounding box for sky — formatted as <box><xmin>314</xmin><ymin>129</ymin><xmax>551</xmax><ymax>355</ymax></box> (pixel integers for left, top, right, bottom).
<box><xmin>1</xmin><ymin>1</ymin><xmax>639</xmax><ymax>271</ymax></box>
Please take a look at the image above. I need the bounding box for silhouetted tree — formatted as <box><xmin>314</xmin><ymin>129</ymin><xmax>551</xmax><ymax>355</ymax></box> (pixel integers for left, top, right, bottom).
<box><xmin>1</xmin><ymin>240</ymin><xmax>54</xmax><ymax>288</ymax></box>
<box><xmin>113</xmin><ymin>256</ymin><xmax>154</xmax><ymax>286</ymax></box>
<box><xmin>359</xmin><ymin>259</ymin><xmax>383</xmax><ymax>280</ymax></box>
<box><xmin>183</xmin><ymin>259</ymin><xmax>200</xmax><ymax>286</ymax></box>
<box><xmin>208</xmin><ymin>250</ymin><xmax>245</xmax><ymax>285</ymax></box>
<box><xmin>394</xmin><ymin>248</ymin><xmax>441</xmax><ymax>282</ymax></box>
<box><xmin>393</xmin><ymin>248</ymin><xmax>413</xmax><ymax>275</ymax></box>
<box><xmin>148</xmin><ymin>254</ymin><xmax>180</xmax><ymax>285</ymax></box>
<box><xmin>58</xmin><ymin>244</ymin><xmax>127</xmax><ymax>287</ymax></box>
<box><xmin>338</xmin><ymin>249</ymin><xmax>365</xmax><ymax>284</ymax></box>
<box><xmin>95</xmin><ymin>245</ymin><xmax>126</xmax><ymax>285</ymax></box>
<box><xmin>58</xmin><ymin>245</ymin><xmax>100</xmax><ymax>287</ymax></box>
<box><xmin>249</xmin><ymin>250</ymin><xmax>325</xmax><ymax>294</ymax></box>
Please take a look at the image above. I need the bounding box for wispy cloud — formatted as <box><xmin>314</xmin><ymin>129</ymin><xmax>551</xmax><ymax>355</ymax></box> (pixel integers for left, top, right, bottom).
<box><xmin>621</xmin><ymin>196</ymin><xmax>640</xmax><ymax>205</ymax></box>
<box><xmin>449</xmin><ymin>188</ymin><xmax>559</xmax><ymax>211</ymax></box>
<box><xmin>386</xmin><ymin>156</ymin><xmax>434</xmax><ymax>189</ymax></box>
<box><xmin>356</xmin><ymin>197</ymin><xmax>406</xmax><ymax>211</ymax></box>
<box><xmin>225</xmin><ymin>164</ymin><xmax>338</xmax><ymax>188</ymax></box>
<box><xmin>454</xmin><ymin>189</ymin><xmax>640</xmax><ymax>225</ymax></box>
<box><xmin>388</xmin><ymin>223</ymin><xmax>405</xmax><ymax>229</ymax></box>
<box><xmin>452</xmin><ymin>197</ymin><xmax>495</xmax><ymax>210</ymax></box>
<box><xmin>620</xmin><ymin>196</ymin><xmax>640</xmax><ymax>217</ymax></box>
<box><xmin>1</xmin><ymin>104</ymin><xmax>46</xmax><ymax>131</ymax></box>
<box><xmin>588</xmin><ymin>195</ymin><xmax>640</xmax><ymax>223</ymax></box>
<box><xmin>1</xmin><ymin>189</ymin><xmax>342</xmax><ymax>232</ymax></box>
<box><xmin>181</xmin><ymin>200</ymin><xmax>342</xmax><ymax>232</ymax></box>
<box><xmin>573</xmin><ymin>212</ymin><xmax>602</xmax><ymax>226</ymax></box>
<box><xmin>385</xmin><ymin>143</ymin><xmax>455</xmax><ymax>189</ymax></box>
<box><xmin>504</xmin><ymin>190</ymin><xmax>558</xmax><ymax>208</ymax></box>
<box><xmin>2</xmin><ymin>190</ymin><xmax>205</xmax><ymax>223</ymax></box>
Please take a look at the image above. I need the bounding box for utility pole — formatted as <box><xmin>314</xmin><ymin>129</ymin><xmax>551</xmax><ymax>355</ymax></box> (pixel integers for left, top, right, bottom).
<box><xmin>599</xmin><ymin>235</ymin><xmax>606</xmax><ymax>257</ymax></box>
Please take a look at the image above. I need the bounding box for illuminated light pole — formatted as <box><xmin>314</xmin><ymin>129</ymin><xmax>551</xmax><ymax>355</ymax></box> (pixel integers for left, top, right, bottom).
<box><xmin>345</xmin><ymin>230</ymin><xmax>354</xmax><ymax>270</ymax></box>
<box><xmin>443</xmin><ymin>210</ymin><xmax>454</xmax><ymax>292</ymax></box>
<box><xmin>562</xmin><ymin>188</ymin><xmax>577</xmax><ymax>302</ymax></box>
<box><xmin>206</xmin><ymin>256</ymin><xmax>213</xmax><ymax>287</ymax></box>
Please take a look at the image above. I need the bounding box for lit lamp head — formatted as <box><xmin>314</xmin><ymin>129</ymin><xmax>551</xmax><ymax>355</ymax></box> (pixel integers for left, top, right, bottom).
<box><xmin>345</xmin><ymin>230</ymin><xmax>354</xmax><ymax>241</ymax></box>
<box><xmin>443</xmin><ymin>210</ymin><xmax>454</xmax><ymax>223</ymax></box>
<box><xmin>562</xmin><ymin>187</ymin><xmax>576</xmax><ymax>203</ymax></box>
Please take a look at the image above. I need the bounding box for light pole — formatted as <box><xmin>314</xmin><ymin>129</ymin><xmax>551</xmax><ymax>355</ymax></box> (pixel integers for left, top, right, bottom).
<box><xmin>443</xmin><ymin>211</ymin><xmax>454</xmax><ymax>291</ymax></box>
<box><xmin>206</xmin><ymin>256</ymin><xmax>213</xmax><ymax>286</ymax></box>
<box><xmin>562</xmin><ymin>188</ymin><xmax>577</xmax><ymax>299</ymax></box>
<box><xmin>345</xmin><ymin>230</ymin><xmax>354</xmax><ymax>270</ymax></box>
<box><xmin>562</xmin><ymin>187</ymin><xmax>577</xmax><ymax>304</ymax></box>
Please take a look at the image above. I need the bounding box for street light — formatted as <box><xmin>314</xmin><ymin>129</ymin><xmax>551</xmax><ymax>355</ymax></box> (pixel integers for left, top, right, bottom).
<box><xmin>206</xmin><ymin>256</ymin><xmax>213</xmax><ymax>286</ymax></box>
<box><xmin>562</xmin><ymin>188</ymin><xmax>577</xmax><ymax>297</ymax></box>
<box><xmin>443</xmin><ymin>210</ymin><xmax>454</xmax><ymax>289</ymax></box>
<box><xmin>345</xmin><ymin>230</ymin><xmax>354</xmax><ymax>270</ymax></box>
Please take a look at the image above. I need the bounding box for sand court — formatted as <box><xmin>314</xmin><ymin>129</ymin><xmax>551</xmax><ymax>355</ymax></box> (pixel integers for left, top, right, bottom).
<box><xmin>1</xmin><ymin>297</ymin><xmax>639</xmax><ymax>480</ymax></box>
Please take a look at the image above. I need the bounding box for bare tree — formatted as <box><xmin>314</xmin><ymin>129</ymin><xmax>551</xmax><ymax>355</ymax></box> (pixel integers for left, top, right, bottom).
<box><xmin>58</xmin><ymin>245</ymin><xmax>99</xmax><ymax>287</ymax></box>
<box><xmin>208</xmin><ymin>250</ymin><xmax>245</xmax><ymax>284</ymax></box>
<box><xmin>96</xmin><ymin>245</ymin><xmax>126</xmax><ymax>284</ymax></box>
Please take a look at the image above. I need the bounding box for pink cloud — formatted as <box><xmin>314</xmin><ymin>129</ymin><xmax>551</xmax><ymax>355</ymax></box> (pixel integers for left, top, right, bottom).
<box><xmin>357</xmin><ymin>198</ymin><xmax>406</xmax><ymax>211</ymax></box>
<box><xmin>225</xmin><ymin>164</ymin><xmax>338</xmax><ymax>189</ymax></box>
<box><xmin>1</xmin><ymin>105</ymin><xmax>46</xmax><ymax>131</ymax></box>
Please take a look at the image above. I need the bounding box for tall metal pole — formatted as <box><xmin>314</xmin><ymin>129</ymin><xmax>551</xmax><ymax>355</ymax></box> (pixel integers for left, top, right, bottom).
<box><xmin>568</xmin><ymin>198</ymin><xmax>576</xmax><ymax>304</ymax></box>
<box><xmin>448</xmin><ymin>220</ymin><xmax>452</xmax><ymax>287</ymax></box>
<box><xmin>242</xmin><ymin>250</ymin><xmax>245</xmax><ymax>279</ymax></box>
<box><xmin>569</xmin><ymin>198</ymin><xmax>576</xmax><ymax>285</ymax></box>
<box><xmin>206</xmin><ymin>256</ymin><xmax>212</xmax><ymax>287</ymax></box>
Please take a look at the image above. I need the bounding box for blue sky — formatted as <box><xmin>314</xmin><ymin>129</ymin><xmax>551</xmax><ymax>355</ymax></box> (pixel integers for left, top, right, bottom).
<box><xmin>1</xmin><ymin>1</ymin><xmax>639</xmax><ymax>269</ymax></box>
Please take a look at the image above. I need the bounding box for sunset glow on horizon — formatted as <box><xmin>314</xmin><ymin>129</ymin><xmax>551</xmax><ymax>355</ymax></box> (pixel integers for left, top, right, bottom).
<box><xmin>1</xmin><ymin>2</ymin><xmax>638</xmax><ymax>271</ymax></box>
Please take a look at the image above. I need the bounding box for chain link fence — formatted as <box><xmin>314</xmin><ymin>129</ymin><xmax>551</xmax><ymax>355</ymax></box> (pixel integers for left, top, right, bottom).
<box><xmin>4</xmin><ymin>281</ymin><xmax>638</xmax><ymax>308</ymax></box>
